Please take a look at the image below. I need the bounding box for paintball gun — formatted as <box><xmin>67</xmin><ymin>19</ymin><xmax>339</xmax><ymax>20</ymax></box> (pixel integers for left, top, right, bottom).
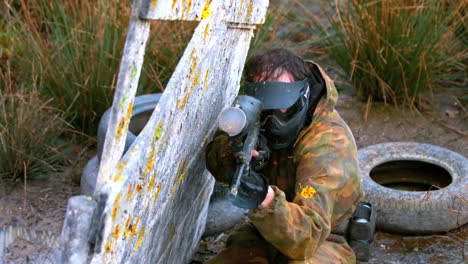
<box><xmin>217</xmin><ymin>95</ymin><xmax>263</xmax><ymax>203</ymax></box>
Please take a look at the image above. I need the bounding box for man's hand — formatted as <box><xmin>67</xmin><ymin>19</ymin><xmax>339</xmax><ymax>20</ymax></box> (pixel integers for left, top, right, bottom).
<box><xmin>258</xmin><ymin>186</ymin><xmax>275</xmax><ymax>209</ymax></box>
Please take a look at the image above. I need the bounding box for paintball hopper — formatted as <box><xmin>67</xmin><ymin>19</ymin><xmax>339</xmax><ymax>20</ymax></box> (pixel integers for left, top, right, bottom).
<box><xmin>218</xmin><ymin>95</ymin><xmax>263</xmax><ymax>136</ymax></box>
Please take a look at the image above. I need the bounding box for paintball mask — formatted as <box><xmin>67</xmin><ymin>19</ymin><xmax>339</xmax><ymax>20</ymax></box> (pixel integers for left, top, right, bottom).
<box><xmin>245</xmin><ymin>78</ymin><xmax>310</xmax><ymax>150</ymax></box>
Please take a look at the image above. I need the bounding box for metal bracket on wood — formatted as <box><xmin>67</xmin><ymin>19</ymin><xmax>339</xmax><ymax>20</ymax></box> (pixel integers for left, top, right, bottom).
<box><xmin>227</xmin><ymin>23</ymin><xmax>257</xmax><ymax>30</ymax></box>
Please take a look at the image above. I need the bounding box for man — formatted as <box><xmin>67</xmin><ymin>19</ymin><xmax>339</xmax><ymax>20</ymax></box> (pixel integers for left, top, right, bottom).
<box><xmin>205</xmin><ymin>49</ymin><xmax>364</xmax><ymax>263</ymax></box>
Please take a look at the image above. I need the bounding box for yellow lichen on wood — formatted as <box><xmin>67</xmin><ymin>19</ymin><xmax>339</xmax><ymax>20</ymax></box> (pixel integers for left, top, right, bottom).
<box><xmin>203</xmin><ymin>69</ymin><xmax>210</xmax><ymax>90</ymax></box>
<box><xmin>190</xmin><ymin>58</ymin><xmax>198</xmax><ymax>79</ymax></box>
<box><xmin>136</xmin><ymin>183</ymin><xmax>143</xmax><ymax>192</ymax></box>
<box><xmin>143</xmin><ymin>147</ymin><xmax>156</xmax><ymax>176</ymax></box>
<box><xmin>148</xmin><ymin>173</ymin><xmax>157</xmax><ymax>191</ymax></box>
<box><xmin>135</xmin><ymin>227</ymin><xmax>150</xmax><ymax>251</ymax></box>
<box><xmin>154</xmin><ymin>184</ymin><xmax>162</xmax><ymax>203</ymax></box>
<box><xmin>113</xmin><ymin>162</ymin><xmax>126</xmax><ymax>182</ymax></box>
<box><xmin>116</xmin><ymin>118</ymin><xmax>125</xmax><ymax>139</ymax></box>
<box><xmin>153</xmin><ymin>121</ymin><xmax>163</xmax><ymax>140</ymax></box>
<box><xmin>124</xmin><ymin>217</ymin><xmax>132</xmax><ymax>239</ymax></box>
<box><xmin>126</xmin><ymin>183</ymin><xmax>133</xmax><ymax>201</ymax></box>
<box><xmin>129</xmin><ymin>216</ymin><xmax>141</xmax><ymax>237</ymax></box>
<box><xmin>111</xmin><ymin>194</ymin><xmax>122</xmax><ymax>221</ymax></box>
<box><xmin>201</xmin><ymin>1</ymin><xmax>211</xmax><ymax>19</ymax></box>
<box><xmin>203</xmin><ymin>24</ymin><xmax>211</xmax><ymax>44</ymax></box>
<box><xmin>151</xmin><ymin>0</ymin><xmax>158</xmax><ymax>9</ymax></box>
<box><xmin>113</xmin><ymin>224</ymin><xmax>121</xmax><ymax>238</ymax></box>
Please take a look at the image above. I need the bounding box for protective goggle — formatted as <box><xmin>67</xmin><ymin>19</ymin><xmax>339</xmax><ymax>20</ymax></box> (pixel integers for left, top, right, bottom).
<box><xmin>244</xmin><ymin>78</ymin><xmax>309</xmax><ymax>110</ymax></box>
<box><xmin>260</xmin><ymin>95</ymin><xmax>307</xmax><ymax>126</ymax></box>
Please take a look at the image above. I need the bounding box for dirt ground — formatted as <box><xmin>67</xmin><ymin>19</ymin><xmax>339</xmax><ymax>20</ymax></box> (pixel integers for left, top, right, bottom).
<box><xmin>1</xmin><ymin>86</ymin><xmax>466</xmax><ymax>263</ymax></box>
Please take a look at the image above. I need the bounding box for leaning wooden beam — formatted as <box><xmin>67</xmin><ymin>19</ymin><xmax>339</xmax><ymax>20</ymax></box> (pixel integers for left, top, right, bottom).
<box><xmin>94</xmin><ymin>0</ymin><xmax>151</xmax><ymax>194</ymax></box>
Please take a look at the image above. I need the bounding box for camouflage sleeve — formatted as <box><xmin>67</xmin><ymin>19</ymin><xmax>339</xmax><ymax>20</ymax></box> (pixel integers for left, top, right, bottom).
<box><xmin>205</xmin><ymin>131</ymin><xmax>237</xmax><ymax>183</ymax></box>
<box><xmin>249</xmin><ymin>111</ymin><xmax>363</xmax><ymax>260</ymax></box>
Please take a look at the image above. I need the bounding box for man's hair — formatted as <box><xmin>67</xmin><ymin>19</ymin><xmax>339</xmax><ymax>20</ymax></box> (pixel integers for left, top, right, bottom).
<box><xmin>244</xmin><ymin>48</ymin><xmax>312</xmax><ymax>82</ymax></box>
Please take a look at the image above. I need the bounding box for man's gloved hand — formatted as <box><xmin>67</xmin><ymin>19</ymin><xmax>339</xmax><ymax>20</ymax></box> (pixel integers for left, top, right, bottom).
<box><xmin>231</xmin><ymin>169</ymin><xmax>269</xmax><ymax>209</ymax></box>
<box><xmin>250</xmin><ymin>134</ymin><xmax>270</xmax><ymax>171</ymax></box>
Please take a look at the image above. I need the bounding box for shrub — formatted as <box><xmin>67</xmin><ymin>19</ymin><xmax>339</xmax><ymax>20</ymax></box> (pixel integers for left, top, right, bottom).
<box><xmin>310</xmin><ymin>0</ymin><xmax>466</xmax><ymax>107</ymax></box>
<box><xmin>3</xmin><ymin>0</ymin><xmax>195</xmax><ymax>135</ymax></box>
<box><xmin>0</xmin><ymin>81</ymin><xmax>69</xmax><ymax>182</ymax></box>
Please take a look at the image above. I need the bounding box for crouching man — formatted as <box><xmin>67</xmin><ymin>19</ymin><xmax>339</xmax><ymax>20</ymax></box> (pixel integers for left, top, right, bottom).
<box><xmin>205</xmin><ymin>48</ymin><xmax>365</xmax><ymax>264</ymax></box>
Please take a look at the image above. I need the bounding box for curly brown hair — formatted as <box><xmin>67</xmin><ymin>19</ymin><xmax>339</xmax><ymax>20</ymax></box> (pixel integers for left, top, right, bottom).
<box><xmin>244</xmin><ymin>48</ymin><xmax>312</xmax><ymax>82</ymax></box>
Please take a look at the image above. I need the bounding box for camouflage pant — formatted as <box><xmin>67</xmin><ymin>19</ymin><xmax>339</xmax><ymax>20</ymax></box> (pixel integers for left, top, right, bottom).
<box><xmin>204</xmin><ymin>223</ymin><xmax>356</xmax><ymax>264</ymax></box>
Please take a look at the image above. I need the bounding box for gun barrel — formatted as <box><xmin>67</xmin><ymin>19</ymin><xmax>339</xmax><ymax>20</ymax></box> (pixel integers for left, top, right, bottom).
<box><xmin>228</xmin><ymin>122</ymin><xmax>260</xmax><ymax>201</ymax></box>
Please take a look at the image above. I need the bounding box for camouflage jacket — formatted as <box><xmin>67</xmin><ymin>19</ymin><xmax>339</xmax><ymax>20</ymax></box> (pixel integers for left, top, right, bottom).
<box><xmin>205</xmin><ymin>62</ymin><xmax>364</xmax><ymax>261</ymax></box>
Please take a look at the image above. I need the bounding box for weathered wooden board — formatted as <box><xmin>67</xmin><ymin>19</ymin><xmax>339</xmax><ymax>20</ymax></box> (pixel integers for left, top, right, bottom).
<box><xmin>61</xmin><ymin>0</ymin><xmax>269</xmax><ymax>263</ymax></box>
<box><xmin>140</xmin><ymin>0</ymin><xmax>268</xmax><ymax>25</ymax></box>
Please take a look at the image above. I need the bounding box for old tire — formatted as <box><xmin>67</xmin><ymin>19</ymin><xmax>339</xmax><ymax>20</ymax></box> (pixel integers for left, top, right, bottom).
<box><xmin>97</xmin><ymin>93</ymin><xmax>162</xmax><ymax>160</ymax></box>
<box><xmin>359</xmin><ymin>142</ymin><xmax>467</xmax><ymax>234</ymax></box>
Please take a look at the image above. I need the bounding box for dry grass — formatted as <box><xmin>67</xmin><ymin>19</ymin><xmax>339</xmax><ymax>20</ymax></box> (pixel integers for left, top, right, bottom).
<box><xmin>306</xmin><ymin>0</ymin><xmax>467</xmax><ymax>108</ymax></box>
<box><xmin>0</xmin><ymin>68</ymin><xmax>69</xmax><ymax>181</ymax></box>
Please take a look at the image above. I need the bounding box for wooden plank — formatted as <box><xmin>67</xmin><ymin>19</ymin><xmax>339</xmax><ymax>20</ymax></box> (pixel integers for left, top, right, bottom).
<box><xmin>94</xmin><ymin>0</ymin><xmax>151</xmax><ymax>194</ymax></box>
<box><xmin>140</xmin><ymin>0</ymin><xmax>268</xmax><ymax>25</ymax></box>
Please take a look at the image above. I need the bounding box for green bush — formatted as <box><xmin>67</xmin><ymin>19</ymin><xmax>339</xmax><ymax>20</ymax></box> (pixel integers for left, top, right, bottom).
<box><xmin>311</xmin><ymin>0</ymin><xmax>466</xmax><ymax>107</ymax></box>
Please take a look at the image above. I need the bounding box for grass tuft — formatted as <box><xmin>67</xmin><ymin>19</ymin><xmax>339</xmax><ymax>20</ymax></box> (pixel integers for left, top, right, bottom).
<box><xmin>0</xmin><ymin>75</ymin><xmax>70</xmax><ymax>182</ymax></box>
<box><xmin>309</xmin><ymin>0</ymin><xmax>467</xmax><ymax>107</ymax></box>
